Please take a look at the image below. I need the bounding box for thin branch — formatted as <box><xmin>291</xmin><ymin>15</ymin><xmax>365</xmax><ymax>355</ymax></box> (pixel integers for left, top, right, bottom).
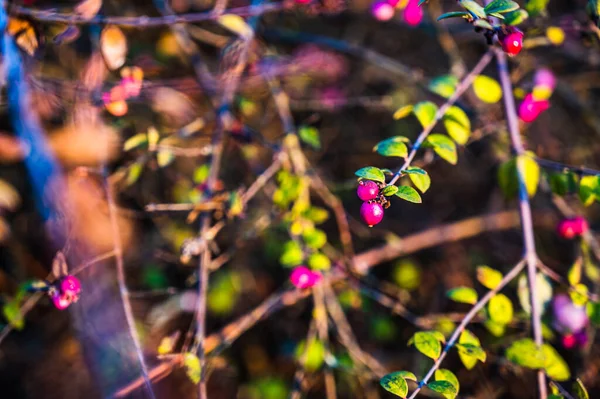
<box><xmin>536</xmin><ymin>157</ymin><xmax>600</xmax><ymax>177</ymax></box>
<box><xmin>407</xmin><ymin>259</ymin><xmax>526</xmax><ymax>399</ymax></box>
<box><xmin>313</xmin><ymin>284</ymin><xmax>337</xmax><ymax>399</ymax></box>
<box><xmin>388</xmin><ymin>50</ymin><xmax>494</xmax><ymax>186</ymax></box>
<box><xmin>494</xmin><ymin>47</ymin><xmax>547</xmax><ymax>399</ymax></box>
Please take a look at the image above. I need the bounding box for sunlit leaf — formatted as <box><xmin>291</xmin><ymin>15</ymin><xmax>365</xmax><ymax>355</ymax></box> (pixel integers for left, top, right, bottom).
<box><xmin>542</xmin><ymin>344</ymin><xmax>570</xmax><ymax>381</ymax></box>
<box><xmin>579</xmin><ymin>175</ymin><xmax>599</xmax><ymax>206</ymax></box>
<box><xmin>395</xmin><ymin>186</ymin><xmax>422</xmax><ymax>203</ymax></box>
<box><xmin>488</xmin><ymin>294</ymin><xmax>513</xmax><ymax>325</ymax></box>
<box><xmin>355</xmin><ymin>167</ymin><xmax>386</xmax><ymax>183</ymax></box>
<box><xmin>477</xmin><ymin>266</ymin><xmax>503</xmax><ymax>289</ymax></box>
<box><xmin>295</xmin><ymin>339</ymin><xmax>325</xmax><ymax>372</ymax></box>
<box><xmin>183</xmin><ymin>353</ymin><xmax>201</xmax><ymax>384</ymax></box>
<box><xmin>473</xmin><ymin>75</ymin><xmax>502</xmax><ymax>104</ymax></box>
<box><xmin>303</xmin><ymin>228</ymin><xmax>327</xmax><ymax>250</ymax></box>
<box><xmin>308</xmin><ymin>252</ymin><xmax>331</xmax><ymax>270</ymax></box>
<box><xmin>425</xmin><ymin>134</ymin><xmax>457</xmax><ymax>164</ymax></box>
<box><xmin>382</xmin><ymin>185</ymin><xmax>399</xmax><ymax>196</ymax></box>
<box><xmin>427</xmin><ymin>380</ymin><xmax>457</xmax><ymax>399</ymax></box>
<box><xmin>157</xmin><ymin>150</ymin><xmax>175</xmax><ymax>167</ymax></box>
<box><xmin>299</xmin><ymin>126</ymin><xmax>321</xmax><ymax>150</ymax></box>
<box><xmin>443</xmin><ymin>106</ymin><xmax>471</xmax><ymax>145</ymax></box>
<box><xmin>504</xmin><ymin>9</ymin><xmax>529</xmax><ymax>25</ymax></box>
<box><xmin>414</xmin><ymin>101</ymin><xmax>439</xmax><ymax>127</ymax></box>
<box><xmin>393</xmin><ymin>105</ymin><xmax>414</xmax><ymax>120</ymax></box>
<box><xmin>434</xmin><ymin>369</ymin><xmax>459</xmax><ymax>398</ymax></box>
<box><xmin>429</xmin><ymin>75</ymin><xmax>458</xmax><ymax>98</ymax></box>
<box><xmin>457</xmin><ymin>330</ymin><xmax>483</xmax><ymax>369</ymax></box>
<box><xmin>2</xmin><ymin>300</ymin><xmax>24</xmax><ymax>330</ymax></box>
<box><xmin>459</xmin><ymin>0</ymin><xmax>487</xmax><ymax>17</ymax></box>
<box><xmin>517</xmin><ymin>154</ymin><xmax>540</xmax><ymax>197</ymax></box>
<box><xmin>217</xmin><ymin>14</ymin><xmax>254</xmax><ymax>39</ymax></box>
<box><xmin>123</xmin><ymin>133</ymin><xmax>148</xmax><ymax>151</ymax></box>
<box><xmin>408</xmin><ymin>331</ymin><xmax>444</xmax><ymax>360</ymax></box>
<box><xmin>506</xmin><ymin>338</ymin><xmax>545</xmax><ymax>369</ymax></box>
<box><xmin>380</xmin><ymin>372</ymin><xmax>409</xmax><ymax>398</ymax></box>
<box><xmin>374</xmin><ymin>137</ymin><xmax>409</xmax><ymax>158</ymax></box>
<box><xmin>573</xmin><ymin>378</ymin><xmax>590</xmax><ymax>399</ymax></box>
<box><xmin>484</xmin><ymin>0</ymin><xmax>519</xmax><ymax>14</ymax></box>
<box><xmin>280</xmin><ymin>241</ymin><xmax>303</xmax><ymax>267</ymax></box>
<box><xmin>517</xmin><ymin>273</ymin><xmax>553</xmax><ymax>315</ymax></box>
<box><xmin>408</xmin><ymin>169</ymin><xmax>431</xmax><ymax>193</ymax></box>
<box><xmin>437</xmin><ymin>11</ymin><xmax>470</xmax><ymax>21</ymax></box>
<box><xmin>126</xmin><ymin>162</ymin><xmax>143</xmax><ymax>186</ymax></box>
<box><xmin>447</xmin><ymin>287</ymin><xmax>478</xmax><ymax>305</ymax></box>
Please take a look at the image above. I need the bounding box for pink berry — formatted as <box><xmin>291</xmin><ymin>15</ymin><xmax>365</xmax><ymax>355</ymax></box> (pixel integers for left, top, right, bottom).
<box><xmin>51</xmin><ymin>293</ymin><xmax>72</xmax><ymax>310</ymax></box>
<box><xmin>290</xmin><ymin>266</ymin><xmax>322</xmax><ymax>289</ymax></box>
<box><xmin>519</xmin><ymin>93</ymin><xmax>549</xmax><ymax>123</ymax></box>
<box><xmin>403</xmin><ymin>0</ymin><xmax>423</xmax><ymax>27</ymax></box>
<box><xmin>295</xmin><ymin>0</ymin><xmax>312</xmax><ymax>4</ymax></box>
<box><xmin>501</xmin><ymin>31</ymin><xmax>524</xmax><ymax>56</ymax></box>
<box><xmin>534</xmin><ymin>68</ymin><xmax>556</xmax><ymax>92</ymax></box>
<box><xmin>357</xmin><ymin>180</ymin><xmax>380</xmax><ymax>201</ymax></box>
<box><xmin>360</xmin><ymin>202</ymin><xmax>384</xmax><ymax>227</ymax></box>
<box><xmin>552</xmin><ymin>294</ymin><xmax>588</xmax><ymax>334</ymax></box>
<box><xmin>60</xmin><ymin>275</ymin><xmax>81</xmax><ymax>298</ymax></box>
<box><xmin>562</xmin><ymin>334</ymin><xmax>576</xmax><ymax>349</ymax></box>
<box><xmin>571</xmin><ymin>216</ymin><xmax>589</xmax><ymax>236</ymax></box>
<box><xmin>371</xmin><ymin>1</ymin><xmax>395</xmax><ymax>21</ymax></box>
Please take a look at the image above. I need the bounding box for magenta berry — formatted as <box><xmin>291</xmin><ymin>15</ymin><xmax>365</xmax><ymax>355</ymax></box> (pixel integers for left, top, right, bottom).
<box><xmin>552</xmin><ymin>294</ymin><xmax>588</xmax><ymax>334</ymax></box>
<box><xmin>557</xmin><ymin>217</ymin><xmax>588</xmax><ymax>239</ymax></box>
<box><xmin>290</xmin><ymin>266</ymin><xmax>322</xmax><ymax>289</ymax></box>
<box><xmin>51</xmin><ymin>293</ymin><xmax>71</xmax><ymax>310</ymax></box>
<box><xmin>403</xmin><ymin>0</ymin><xmax>423</xmax><ymax>27</ymax></box>
<box><xmin>357</xmin><ymin>180</ymin><xmax>380</xmax><ymax>201</ymax></box>
<box><xmin>371</xmin><ymin>1</ymin><xmax>395</xmax><ymax>22</ymax></box>
<box><xmin>571</xmin><ymin>216</ymin><xmax>589</xmax><ymax>236</ymax></box>
<box><xmin>360</xmin><ymin>201</ymin><xmax>384</xmax><ymax>227</ymax></box>
<box><xmin>60</xmin><ymin>275</ymin><xmax>81</xmax><ymax>297</ymax></box>
<box><xmin>500</xmin><ymin>31</ymin><xmax>524</xmax><ymax>56</ymax></box>
<box><xmin>518</xmin><ymin>94</ymin><xmax>549</xmax><ymax>123</ymax></box>
<box><xmin>562</xmin><ymin>333</ymin><xmax>576</xmax><ymax>349</ymax></box>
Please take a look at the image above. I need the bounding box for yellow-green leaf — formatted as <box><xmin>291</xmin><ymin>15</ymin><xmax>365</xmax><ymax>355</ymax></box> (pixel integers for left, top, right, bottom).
<box><xmin>488</xmin><ymin>294</ymin><xmax>513</xmax><ymax>325</ymax></box>
<box><xmin>473</xmin><ymin>75</ymin><xmax>502</xmax><ymax>104</ymax></box>
<box><xmin>579</xmin><ymin>175</ymin><xmax>599</xmax><ymax>206</ymax></box>
<box><xmin>447</xmin><ymin>287</ymin><xmax>478</xmax><ymax>305</ymax></box>
<box><xmin>374</xmin><ymin>137</ymin><xmax>409</xmax><ymax>158</ymax></box>
<box><xmin>157</xmin><ymin>149</ymin><xmax>175</xmax><ymax>167</ymax></box>
<box><xmin>380</xmin><ymin>371</ymin><xmax>410</xmax><ymax>398</ymax></box>
<box><xmin>517</xmin><ymin>154</ymin><xmax>540</xmax><ymax>197</ymax></box>
<box><xmin>457</xmin><ymin>330</ymin><xmax>483</xmax><ymax>369</ymax></box>
<box><xmin>183</xmin><ymin>353</ymin><xmax>201</xmax><ymax>384</ymax></box>
<box><xmin>395</xmin><ymin>186</ymin><xmax>422</xmax><ymax>203</ymax></box>
<box><xmin>434</xmin><ymin>369</ymin><xmax>459</xmax><ymax>397</ymax></box>
<box><xmin>542</xmin><ymin>344</ymin><xmax>570</xmax><ymax>381</ymax></box>
<box><xmin>427</xmin><ymin>380</ymin><xmax>457</xmax><ymax>399</ymax></box>
<box><xmin>443</xmin><ymin>106</ymin><xmax>471</xmax><ymax>145</ymax></box>
<box><xmin>355</xmin><ymin>166</ymin><xmax>386</xmax><ymax>183</ymax></box>
<box><xmin>476</xmin><ymin>265</ymin><xmax>503</xmax><ymax>289</ymax></box>
<box><xmin>408</xmin><ymin>331</ymin><xmax>444</xmax><ymax>360</ymax></box>
<box><xmin>425</xmin><ymin>134</ymin><xmax>457</xmax><ymax>165</ymax></box>
<box><xmin>573</xmin><ymin>378</ymin><xmax>589</xmax><ymax>399</ymax></box>
<box><xmin>408</xmin><ymin>169</ymin><xmax>431</xmax><ymax>193</ymax></box>
<box><xmin>414</xmin><ymin>101</ymin><xmax>439</xmax><ymax>127</ymax></box>
<box><xmin>217</xmin><ymin>14</ymin><xmax>254</xmax><ymax>39</ymax></box>
<box><xmin>393</xmin><ymin>105</ymin><xmax>414</xmax><ymax>120</ymax></box>
<box><xmin>506</xmin><ymin>338</ymin><xmax>546</xmax><ymax>369</ymax></box>
<box><xmin>123</xmin><ymin>133</ymin><xmax>148</xmax><ymax>151</ymax></box>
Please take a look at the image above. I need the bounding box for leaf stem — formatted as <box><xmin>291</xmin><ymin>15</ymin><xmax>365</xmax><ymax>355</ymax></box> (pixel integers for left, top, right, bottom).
<box><xmin>388</xmin><ymin>50</ymin><xmax>493</xmax><ymax>186</ymax></box>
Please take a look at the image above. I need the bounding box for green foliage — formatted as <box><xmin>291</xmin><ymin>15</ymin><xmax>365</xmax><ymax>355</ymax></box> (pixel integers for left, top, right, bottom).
<box><xmin>382</xmin><ymin>185</ymin><xmax>399</xmax><ymax>196</ymax></box>
<box><xmin>355</xmin><ymin>167</ymin><xmax>386</xmax><ymax>183</ymax></box>
<box><xmin>193</xmin><ymin>164</ymin><xmax>210</xmax><ymax>183</ymax></box>
<box><xmin>429</xmin><ymin>75</ymin><xmax>458</xmax><ymax>98</ymax></box>
<box><xmin>183</xmin><ymin>353</ymin><xmax>201</xmax><ymax>384</ymax></box>
<box><xmin>123</xmin><ymin>133</ymin><xmax>148</xmax><ymax>151</ymax></box>
<box><xmin>308</xmin><ymin>252</ymin><xmax>331</xmax><ymax>270</ymax></box>
<box><xmin>298</xmin><ymin>126</ymin><xmax>321</xmax><ymax>150</ymax></box>
<box><xmin>393</xmin><ymin>259</ymin><xmax>421</xmax><ymax>291</ymax></box>
<box><xmin>473</xmin><ymin>75</ymin><xmax>502</xmax><ymax>104</ymax></box>
<box><xmin>447</xmin><ymin>286</ymin><xmax>478</xmax><ymax>305</ymax></box>
<box><xmin>525</xmin><ymin>0</ymin><xmax>550</xmax><ymax>16</ymax></box>
<box><xmin>208</xmin><ymin>271</ymin><xmax>242</xmax><ymax>315</ymax></box>
<box><xmin>488</xmin><ymin>294</ymin><xmax>513</xmax><ymax>325</ymax></box>
<box><xmin>427</xmin><ymin>380</ymin><xmax>458</xmax><ymax>399</ymax></box>
<box><xmin>459</xmin><ymin>0</ymin><xmax>487</xmax><ymax>18</ymax></box>
<box><xmin>295</xmin><ymin>339</ymin><xmax>325</xmax><ymax>372</ymax></box>
<box><xmin>498</xmin><ymin>154</ymin><xmax>540</xmax><ymax>198</ymax></box>
<box><xmin>2</xmin><ymin>300</ymin><xmax>24</xmax><ymax>330</ymax></box>
<box><xmin>437</xmin><ymin>11</ymin><xmax>469</xmax><ymax>21</ymax></box>
<box><xmin>425</xmin><ymin>134</ymin><xmax>458</xmax><ymax>165</ymax></box>
<box><xmin>505</xmin><ymin>338</ymin><xmax>546</xmax><ymax>369</ymax></box>
<box><xmin>484</xmin><ymin>0</ymin><xmax>520</xmax><ymax>14</ymax></box>
<box><xmin>434</xmin><ymin>369</ymin><xmax>459</xmax><ymax>399</ymax></box>
<box><xmin>503</xmin><ymin>9</ymin><xmax>529</xmax><ymax>25</ymax></box>
<box><xmin>302</xmin><ymin>228</ymin><xmax>327</xmax><ymax>250</ymax></box>
<box><xmin>380</xmin><ymin>371</ymin><xmax>416</xmax><ymax>398</ymax></box>
<box><xmin>407</xmin><ymin>168</ymin><xmax>431</xmax><ymax>193</ymax></box>
<box><xmin>579</xmin><ymin>175</ymin><xmax>600</xmax><ymax>206</ymax></box>
<box><xmin>374</xmin><ymin>137</ymin><xmax>409</xmax><ymax>158</ymax></box>
<box><xmin>573</xmin><ymin>378</ymin><xmax>590</xmax><ymax>399</ymax></box>
<box><xmin>280</xmin><ymin>240</ymin><xmax>303</xmax><ymax>267</ymax></box>
<box><xmin>443</xmin><ymin>106</ymin><xmax>471</xmax><ymax>145</ymax></box>
<box><xmin>457</xmin><ymin>330</ymin><xmax>485</xmax><ymax>369</ymax></box>
<box><xmin>476</xmin><ymin>266</ymin><xmax>503</xmax><ymax>289</ymax></box>
<box><xmin>414</xmin><ymin>101</ymin><xmax>439</xmax><ymax>127</ymax></box>
<box><xmin>408</xmin><ymin>331</ymin><xmax>445</xmax><ymax>360</ymax></box>
<box><xmin>395</xmin><ymin>186</ymin><xmax>422</xmax><ymax>203</ymax></box>
<box><xmin>549</xmin><ymin>172</ymin><xmax>577</xmax><ymax>196</ymax></box>
<box><xmin>303</xmin><ymin>207</ymin><xmax>329</xmax><ymax>224</ymax></box>
<box><xmin>517</xmin><ymin>154</ymin><xmax>541</xmax><ymax>197</ymax></box>
<box><xmin>542</xmin><ymin>344</ymin><xmax>570</xmax><ymax>381</ymax></box>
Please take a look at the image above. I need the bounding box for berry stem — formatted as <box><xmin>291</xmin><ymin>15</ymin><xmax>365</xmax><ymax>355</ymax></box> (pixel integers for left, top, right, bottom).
<box><xmin>388</xmin><ymin>50</ymin><xmax>493</xmax><ymax>186</ymax></box>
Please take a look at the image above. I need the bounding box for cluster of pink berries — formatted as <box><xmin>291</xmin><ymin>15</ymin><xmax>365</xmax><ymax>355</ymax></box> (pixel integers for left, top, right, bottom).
<box><xmin>498</xmin><ymin>28</ymin><xmax>524</xmax><ymax>57</ymax></box>
<box><xmin>557</xmin><ymin>216</ymin><xmax>588</xmax><ymax>240</ymax></box>
<box><xmin>371</xmin><ymin>0</ymin><xmax>423</xmax><ymax>26</ymax></box>
<box><xmin>552</xmin><ymin>293</ymin><xmax>589</xmax><ymax>349</ymax></box>
<box><xmin>102</xmin><ymin>66</ymin><xmax>144</xmax><ymax>117</ymax></box>
<box><xmin>49</xmin><ymin>275</ymin><xmax>82</xmax><ymax>310</ymax></box>
<box><xmin>290</xmin><ymin>266</ymin><xmax>322</xmax><ymax>289</ymax></box>
<box><xmin>357</xmin><ymin>180</ymin><xmax>387</xmax><ymax>227</ymax></box>
<box><xmin>519</xmin><ymin>68</ymin><xmax>556</xmax><ymax>123</ymax></box>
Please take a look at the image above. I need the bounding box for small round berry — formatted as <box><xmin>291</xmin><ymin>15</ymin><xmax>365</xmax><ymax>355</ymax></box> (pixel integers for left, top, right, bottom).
<box><xmin>60</xmin><ymin>275</ymin><xmax>82</xmax><ymax>298</ymax></box>
<box><xmin>403</xmin><ymin>0</ymin><xmax>423</xmax><ymax>27</ymax></box>
<box><xmin>290</xmin><ymin>266</ymin><xmax>322</xmax><ymax>289</ymax></box>
<box><xmin>562</xmin><ymin>333</ymin><xmax>576</xmax><ymax>349</ymax></box>
<box><xmin>571</xmin><ymin>216</ymin><xmax>589</xmax><ymax>236</ymax></box>
<box><xmin>360</xmin><ymin>202</ymin><xmax>384</xmax><ymax>227</ymax></box>
<box><xmin>51</xmin><ymin>293</ymin><xmax>71</xmax><ymax>310</ymax></box>
<box><xmin>371</xmin><ymin>1</ymin><xmax>395</xmax><ymax>21</ymax></box>
<box><xmin>357</xmin><ymin>180</ymin><xmax>380</xmax><ymax>201</ymax></box>
<box><xmin>552</xmin><ymin>294</ymin><xmax>588</xmax><ymax>334</ymax></box>
<box><xmin>557</xmin><ymin>219</ymin><xmax>577</xmax><ymax>239</ymax></box>
<box><xmin>501</xmin><ymin>31</ymin><xmax>524</xmax><ymax>56</ymax></box>
<box><xmin>518</xmin><ymin>94</ymin><xmax>549</xmax><ymax>123</ymax></box>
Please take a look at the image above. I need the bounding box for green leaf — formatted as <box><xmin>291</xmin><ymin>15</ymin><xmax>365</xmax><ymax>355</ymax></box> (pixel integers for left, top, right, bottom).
<box><xmin>395</xmin><ymin>186</ymin><xmax>422</xmax><ymax>203</ymax></box>
<box><xmin>408</xmin><ymin>331</ymin><xmax>444</xmax><ymax>360</ymax></box>
<box><xmin>374</xmin><ymin>137</ymin><xmax>409</xmax><ymax>158</ymax></box>
<box><xmin>447</xmin><ymin>287</ymin><xmax>478</xmax><ymax>305</ymax></box>
<box><xmin>380</xmin><ymin>372</ymin><xmax>410</xmax><ymax>398</ymax></box>
<box><xmin>183</xmin><ymin>353</ymin><xmax>201</xmax><ymax>384</ymax></box>
<box><xmin>579</xmin><ymin>175</ymin><xmax>600</xmax><ymax>206</ymax></box>
<box><xmin>126</xmin><ymin>162</ymin><xmax>144</xmax><ymax>186</ymax></box>
<box><xmin>355</xmin><ymin>167</ymin><xmax>386</xmax><ymax>183</ymax></box>
<box><xmin>414</xmin><ymin>101</ymin><xmax>439</xmax><ymax>127</ymax></box>
<box><xmin>303</xmin><ymin>228</ymin><xmax>327</xmax><ymax>250</ymax></box>
<box><xmin>498</xmin><ymin>157</ymin><xmax>518</xmax><ymax>198</ymax></box>
<box><xmin>473</xmin><ymin>75</ymin><xmax>502</xmax><ymax>104</ymax></box>
<box><xmin>504</xmin><ymin>9</ymin><xmax>529</xmax><ymax>25</ymax></box>
<box><xmin>280</xmin><ymin>241</ymin><xmax>304</xmax><ymax>267</ymax></box>
<box><xmin>296</xmin><ymin>339</ymin><xmax>325</xmax><ymax>372</ymax></box>
<box><xmin>428</xmin><ymin>75</ymin><xmax>458</xmax><ymax>98</ymax></box>
<box><xmin>457</xmin><ymin>330</ymin><xmax>484</xmax><ymax>369</ymax></box>
<box><xmin>476</xmin><ymin>266</ymin><xmax>503</xmax><ymax>289</ymax></box>
<box><xmin>434</xmin><ymin>369</ymin><xmax>459</xmax><ymax>397</ymax></box>
<box><xmin>193</xmin><ymin>164</ymin><xmax>210</xmax><ymax>183</ymax></box>
<box><xmin>427</xmin><ymin>381</ymin><xmax>458</xmax><ymax>399</ymax></box>
<box><xmin>484</xmin><ymin>0</ymin><xmax>520</xmax><ymax>14</ymax></box>
<box><xmin>123</xmin><ymin>133</ymin><xmax>148</xmax><ymax>151</ymax></box>
<box><xmin>473</xmin><ymin>19</ymin><xmax>494</xmax><ymax>30</ymax></box>
<box><xmin>425</xmin><ymin>134</ymin><xmax>457</xmax><ymax>165</ymax></box>
<box><xmin>304</xmin><ymin>207</ymin><xmax>329</xmax><ymax>224</ymax></box>
<box><xmin>526</xmin><ymin>0</ymin><xmax>549</xmax><ymax>16</ymax></box>
<box><xmin>443</xmin><ymin>106</ymin><xmax>471</xmax><ymax>145</ymax></box>
<box><xmin>299</xmin><ymin>126</ymin><xmax>321</xmax><ymax>150</ymax></box>
<box><xmin>393</xmin><ymin>105</ymin><xmax>414</xmax><ymax>120</ymax></box>
<box><xmin>506</xmin><ymin>338</ymin><xmax>546</xmax><ymax>369</ymax></box>
<box><xmin>542</xmin><ymin>344</ymin><xmax>570</xmax><ymax>381</ymax></box>
<box><xmin>488</xmin><ymin>294</ymin><xmax>513</xmax><ymax>325</ymax></box>
<box><xmin>157</xmin><ymin>150</ymin><xmax>175</xmax><ymax>167</ymax></box>
<box><xmin>437</xmin><ymin>11</ymin><xmax>470</xmax><ymax>21</ymax></box>
<box><xmin>484</xmin><ymin>319</ymin><xmax>507</xmax><ymax>337</ymax></box>
<box><xmin>517</xmin><ymin>154</ymin><xmax>540</xmax><ymax>197</ymax></box>
<box><xmin>2</xmin><ymin>300</ymin><xmax>24</xmax><ymax>330</ymax></box>
<box><xmin>573</xmin><ymin>378</ymin><xmax>589</xmax><ymax>399</ymax></box>
<box><xmin>408</xmin><ymin>170</ymin><xmax>431</xmax><ymax>193</ymax></box>
<box><xmin>459</xmin><ymin>0</ymin><xmax>487</xmax><ymax>18</ymax></box>
<box><xmin>549</xmin><ymin>172</ymin><xmax>575</xmax><ymax>196</ymax></box>
<box><xmin>382</xmin><ymin>185</ymin><xmax>399</xmax><ymax>196</ymax></box>
<box><xmin>308</xmin><ymin>252</ymin><xmax>331</xmax><ymax>270</ymax></box>
<box><xmin>404</xmin><ymin>166</ymin><xmax>427</xmax><ymax>175</ymax></box>
<box><xmin>489</xmin><ymin>12</ymin><xmax>505</xmax><ymax>19</ymax></box>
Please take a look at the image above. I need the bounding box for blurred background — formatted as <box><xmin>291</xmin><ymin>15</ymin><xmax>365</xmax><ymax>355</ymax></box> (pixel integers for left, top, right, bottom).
<box><xmin>1</xmin><ymin>0</ymin><xmax>600</xmax><ymax>398</ymax></box>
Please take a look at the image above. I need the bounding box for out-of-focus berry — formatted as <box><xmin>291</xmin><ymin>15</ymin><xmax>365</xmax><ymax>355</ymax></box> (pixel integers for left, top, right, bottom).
<box><xmin>290</xmin><ymin>266</ymin><xmax>322</xmax><ymax>289</ymax></box>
